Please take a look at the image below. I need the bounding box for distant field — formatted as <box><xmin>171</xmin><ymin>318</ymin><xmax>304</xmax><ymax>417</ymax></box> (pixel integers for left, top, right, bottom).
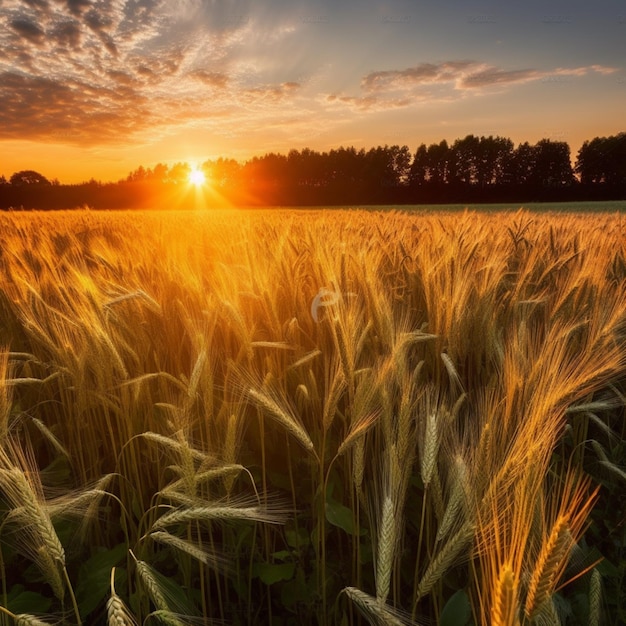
<box><xmin>287</xmin><ymin>200</ymin><xmax>626</xmax><ymax>212</ymax></box>
<box><xmin>0</xmin><ymin>209</ymin><xmax>625</xmax><ymax>625</ymax></box>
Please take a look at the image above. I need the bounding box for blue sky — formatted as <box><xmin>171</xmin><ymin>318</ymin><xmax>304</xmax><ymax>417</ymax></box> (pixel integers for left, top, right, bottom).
<box><xmin>0</xmin><ymin>0</ymin><xmax>624</xmax><ymax>182</ymax></box>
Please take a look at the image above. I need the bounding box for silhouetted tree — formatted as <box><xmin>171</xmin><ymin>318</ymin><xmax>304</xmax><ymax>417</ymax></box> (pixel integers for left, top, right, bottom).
<box><xmin>327</xmin><ymin>147</ymin><xmax>366</xmax><ymax>184</ymax></box>
<box><xmin>532</xmin><ymin>139</ymin><xmax>574</xmax><ymax>187</ymax></box>
<box><xmin>0</xmin><ymin>175</ymin><xmax>7</xmax><ymax>185</ymax></box>
<box><xmin>126</xmin><ymin>165</ymin><xmax>148</xmax><ymax>182</ymax></box>
<box><xmin>409</xmin><ymin>144</ymin><xmax>428</xmax><ymax>186</ymax></box>
<box><xmin>576</xmin><ymin>133</ymin><xmax>626</xmax><ymax>186</ymax></box>
<box><xmin>510</xmin><ymin>142</ymin><xmax>537</xmax><ymax>186</ymax></box>
<box><xmin>10</xmin><ymin>170</ymin><xmax>51</xmax><ymax>185</ymax></box>
<box><xmin>205</xmin><ymin>158</ymin><xmax>242</xmax><ymax>187</ymax></box>
<box><xmin>167</xmin><ymin>162</ymin><xmax>192</xmax><ymax>184</ymax></box>
<box><xmin>450</xmin><ymin>135</ymin><xmax>480</xmax><ymax>185</ymax></box>
<box><xmin>475</xmin><ymin>136</ymin><xmax>514</xmax><ymax>186</ymax></box>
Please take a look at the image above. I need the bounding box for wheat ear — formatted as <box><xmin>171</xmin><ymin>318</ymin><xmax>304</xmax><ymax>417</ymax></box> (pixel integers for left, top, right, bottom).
<box><xmin>152</xmin><ymin>502</ymin><xmax>287</xmax><ymax>529</ymax></box>
<box><xmin>107</xmin><ymin>567</ymin><xmax>137</xmax><ymax>626</ymax></box>
<box><xmin>375</xmin><ymin>495</ymin><xmax>396</xmax><ymax>605</ymax></box>
<box><xmin>524</xmin><ymin>515</ymin><xmax>570</xmax><ymax>620</ymax></box>
<box><xmin>491</xmin><ymin>563</ymin><xmax>520</xmax><ymax>626</ymax></box>
<box><xmin>416</xmin><ymin>522</ymin><xmax>474</xmax><ymax>600</ymax></box>
<box><xmin>150</xmin><ymin>530</ymin><xmax>226</xmax><ymax>572</ymax></box>
<box><xmin>247</xmin><ymin>387</ymin><xmax>314</xmax><ymax>453</ymax></box>
<box><xmin>342</xmin><ymin>587</ymin><xmax>407</xmax><ymax>626</ymax></box>
<box><xmin>437</xmin><ymin>454</ymin><xmax>468</xmax><ymax>542</ymax></box>
<box><xmin>588</xmin><ymin>569</ymin><xmax>601</xmax><ymax>626</ymax></box>
<box><xmin>14</xmin><ymin>615</ymin><xmax>54</xmax><ymax>626</ymax></box>
<box><xmin>0</xmin><ymin>468</ymin><xmax>65</xmax><ymax>601</ymax></box>
<box><xmin>133</xmin><ymin>557</ymin><xmax>170</xmax><ymax>613</ymax></box>
<box><xmin>420</xmin><ymin>411</ymin><xmax>438</xmax><ymax>488</ymax></box>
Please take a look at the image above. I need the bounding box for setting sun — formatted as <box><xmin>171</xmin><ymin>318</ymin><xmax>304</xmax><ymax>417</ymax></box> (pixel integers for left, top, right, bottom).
<box><xmin>189</xmin><ymin>168</ymin><xmax>207</xmax><ymax>187</ymax></box>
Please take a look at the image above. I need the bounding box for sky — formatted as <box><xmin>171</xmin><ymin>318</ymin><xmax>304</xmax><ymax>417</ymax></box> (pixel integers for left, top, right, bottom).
<box><xmin>0</xmin><ymin>0</ymin><xmax>624</xmax><ymax>183</ymax></box>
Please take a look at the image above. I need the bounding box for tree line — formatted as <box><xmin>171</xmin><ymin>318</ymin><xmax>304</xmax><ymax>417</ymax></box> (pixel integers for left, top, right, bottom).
<box><xmin>1</xmin><ymin>132</ymin><xmax>624</xmax><ymax>209</ymax></box>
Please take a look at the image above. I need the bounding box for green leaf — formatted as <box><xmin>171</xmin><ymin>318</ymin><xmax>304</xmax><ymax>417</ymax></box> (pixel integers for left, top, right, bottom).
<box><xmin>6</xmin><ymin>585</ymin><xmax>52</xmax><ymax>615</ymax></box>
<box><xmin>75</xmin><ymin>543</ymin><xmax>127</xmax><ymax>619</ymax></box>
<box><xmin>280</xmin><ymin>568</ymin><xmax>315</xmax><ymax>609</ymax></box>
<box><xmin>285</xmin><ymin>525</ymin><xmax>310</xmax><ymax>549</ymax></box>
<box><xmin>440</xmin><ymin>589</ymin><xmax>471</xmax><ymax>626</ymax></box>
<box><xmin>255</xmin><ymin>562</ymin><xmax>296</xmax><ymax>585</ymax></box>
<box><xmin>325</xmin><ymin>497</ymin><xmax>356</xmax><ymax>535</ymax></box>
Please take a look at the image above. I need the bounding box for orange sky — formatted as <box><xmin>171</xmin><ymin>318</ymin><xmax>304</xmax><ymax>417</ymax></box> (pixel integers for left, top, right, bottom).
<box><xmin>1</xmin><ymin>1</ymin><xmax>625</xmax><ymax>183</ymax></box>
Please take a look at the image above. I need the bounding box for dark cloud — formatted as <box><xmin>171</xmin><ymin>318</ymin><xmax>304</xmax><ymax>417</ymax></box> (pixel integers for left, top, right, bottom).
<box><xmin>0</xmin><ymin>71</ymin><xmax>151</xmax><ymax>144</ymax></box>
<box><xmin>83</xmin><ymin>7</ymin><xmax>118</xmax><ymax>55</ymax></box>
<box><xmin>64</xmin><ymin>0</ymin><xmax>91</xmax><ymax>16</ymax></box>
<box><xmin>84</xmin><ymin>7</ymin><xmax>112</xmax><ymax>32</ymax></box>
<box><xmin>23</xmin><ymin>0</ymin><xmax>50</xmax><ymax>8</ymax></box>
<box><xmin>10</xmin><ymin>17</ymin><xmax>46</xmax><ymax>45</ymax></box>
<box><xmin>51</xmin><ymin>20</ymin><xmax>82</xmax><ymax>48</ymax></box>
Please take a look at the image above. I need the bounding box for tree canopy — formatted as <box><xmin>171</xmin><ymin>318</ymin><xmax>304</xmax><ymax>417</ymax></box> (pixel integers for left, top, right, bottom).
<box><xmin>1</xmin><ymin>132</ymin><xmax>625</xmax><ymax>209</ymax></box>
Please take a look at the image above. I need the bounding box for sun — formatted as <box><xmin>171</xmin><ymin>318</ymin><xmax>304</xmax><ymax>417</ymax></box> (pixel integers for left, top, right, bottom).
<box><xmin>188</xmin><ymin>168</ymin><xmax>207</xmax><ymax>187</ymax></box>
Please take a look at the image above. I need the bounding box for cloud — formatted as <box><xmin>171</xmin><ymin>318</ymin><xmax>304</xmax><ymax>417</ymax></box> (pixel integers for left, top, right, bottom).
<box><xmin>0</xmin><ymin>71</ymin><xmax>151</xmax><ymax>143</ymax></box>
<box><xmin>361</xmin><ymin>61</ymin><xmax>618</xmax><ymax>95</ymax></box>
<box><xmin>0</xmin><ymin>0</ymin><xmax>305</xmax><ymax>145</ymax></box>
<box><xmin>189</xmin><ymin>70</ymin><xmax>229</xmax><ymax>88</ymax></box>
<box><xmin>241</xmin><ymin>81</ymin><xmax>301</xmax><ymax>103</ymax></box>
<box><xmin>459</xmin><ymin>64</ymin><xmax>618</xmax><ymax>88</ymax></box>
<box><xmin>362</xmin><ymin>61</ymin><xmax>475</xmax><ymax>92</ymax></box>
<box><xmin>10</xmin><ymin>17</ymin><xmax>46</xmax><ymax>45</ymax></box>
<box><xmin>324</xmin><ymin>61</ymin><xmax>621</xmax><ymax>113</ymax></box>
<box><xmin>51</xmin><ymin>19</ymin><xmax>82</xmax><ymax>49</ymax></box>
<box><xmin>326</xmin><ymin>93</ymin><xmax>412</xmax><ymax>112</ymax></box>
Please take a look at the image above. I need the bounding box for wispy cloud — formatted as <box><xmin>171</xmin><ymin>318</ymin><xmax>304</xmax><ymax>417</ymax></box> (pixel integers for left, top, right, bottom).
<box><xmin>327</xmin><ymin>61</ymin><xmax>619</xmax><ymax>112</ymax></box>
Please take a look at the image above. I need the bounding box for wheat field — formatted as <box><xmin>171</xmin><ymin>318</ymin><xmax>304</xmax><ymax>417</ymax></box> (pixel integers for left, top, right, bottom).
<box><xmin>0</xmin><ymin>208</ymin><xmax>625</xmax><ymax>626</ymax></box>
